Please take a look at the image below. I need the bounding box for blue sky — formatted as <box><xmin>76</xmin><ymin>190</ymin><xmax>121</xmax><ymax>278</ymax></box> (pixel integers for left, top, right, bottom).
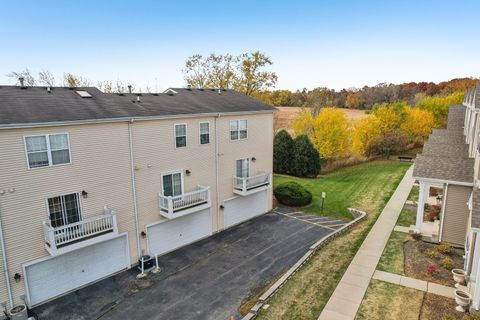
<box><xmin>1</xmin><ymin>0</ymin><xmax>479</xmax><ymax>91</ymax></box>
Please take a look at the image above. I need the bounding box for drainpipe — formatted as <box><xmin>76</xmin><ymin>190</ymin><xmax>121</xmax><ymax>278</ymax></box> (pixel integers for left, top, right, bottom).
<box><xmin>214</xmin><ymin>114</ymin><xmax>221</xmax><ymax>232</ymax></box>
<box><xmin>128</xmin><ymin>119</ymin><xmax>141</xmax><ymax>259</ymax></box>
<box><xmin>0</xmin><ymin>204</ymin><xmax>14</xmax><ymax>308</ymax></box>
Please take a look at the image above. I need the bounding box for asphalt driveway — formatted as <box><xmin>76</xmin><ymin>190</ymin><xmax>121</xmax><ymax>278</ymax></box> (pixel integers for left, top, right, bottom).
<box><xmin>33</xmin><ymin>209</ymin><xmax>341</xmax><ymax>320</ymax></box>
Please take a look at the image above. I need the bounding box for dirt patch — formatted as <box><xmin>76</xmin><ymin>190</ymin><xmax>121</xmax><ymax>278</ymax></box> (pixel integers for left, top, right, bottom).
<box><xmin>420</xmin><ymin>293</ymin><xmax>462</xmax><ymax>320</ymax></box>
<box><xmin>404</xmin><ymin>240</ymin><xmax>464</xmax><ymax>286</ymax></box>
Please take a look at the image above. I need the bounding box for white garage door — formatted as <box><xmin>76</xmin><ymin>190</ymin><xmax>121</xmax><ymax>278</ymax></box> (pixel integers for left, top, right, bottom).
<box><xmin>147</xmin><ymin>208</ymin><xmax>211</xmax><ymax>256</ymax></box>
<box><xmin>224</xmin><ymin>190</ymin><xmax>268</xmax><ymax>229</ymax></box>
<box><xmin>25</xmin><ymin>235</ymin><xmax>128</xmax><ymax>307</ymax></box>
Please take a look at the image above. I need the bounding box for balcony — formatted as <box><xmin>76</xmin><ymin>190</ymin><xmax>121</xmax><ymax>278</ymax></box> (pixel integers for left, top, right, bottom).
<box><xmin>43</xmin><ymin>209</ymin><xmax>118</xmax><ymax>256</ymax></box>
<box><xmin>158</xmin><ymin>185</ymin><xmax>211</xmax><ymax>219</ymax></box>
<box><xmin>233</xmin><ymin>172</ymin><xmax>271</xmax><ymax>196</ymax></box>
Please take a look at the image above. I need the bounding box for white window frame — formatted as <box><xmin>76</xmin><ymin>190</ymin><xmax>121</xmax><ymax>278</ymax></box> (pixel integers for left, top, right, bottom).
<box><xmin>235</xmin><ymin>158</ymin><xmax>250</xmax><ymax>178</ymax></box>
<box><xmin>230</xmin><ymin>120</ymin><xmax>248</xmax><ymax>141</ymax></box>
<box><xmin>45</xmin><ymin>192</ymin><xmax>83</xmax><ymax>228</ymax></box>
<box><xmin>199</xmin><ymin>121</ymin><xmax>210</xmax><ymax>145</ymax></box>
<box><xmin>23</xmin><ymin>133</ymin><xmax>72</xmax><ymax>169</ymax></box>
<box><xmin>174</xmin><ymin>123</ymin><xmax>187</xmax><ymax>148</ymax></box>
<box><xmin>161</xmin><ymin>170</ymin><xmax>185</xmax><ymax>196</ymax></box>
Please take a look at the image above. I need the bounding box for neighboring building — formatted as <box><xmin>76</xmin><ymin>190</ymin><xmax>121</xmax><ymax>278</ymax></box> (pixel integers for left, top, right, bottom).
<box><xmin>0</xmin><ymin>85</ymin><xmax>275</xmax><ymax>309</ymax></box>
<box><xmin>413</xmin><ymin>84</ymin><xmax>480</xmax><ymax>309</ymax></box>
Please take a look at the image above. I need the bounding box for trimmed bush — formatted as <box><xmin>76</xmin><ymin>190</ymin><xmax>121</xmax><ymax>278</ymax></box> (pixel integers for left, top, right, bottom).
<box><xmin>274</xmin><ymin>181</ymin><xmax>312</xmax><ymax>206</ymax></box>
<box><xmin>273</xmin><ymin>130</ymin><xmax>294</xmax><ymax>174</ymax></box>
<box><xmin>291</xmin><ymin>134</ymin><xmax>321</xmax><ymax>177</ymax></box>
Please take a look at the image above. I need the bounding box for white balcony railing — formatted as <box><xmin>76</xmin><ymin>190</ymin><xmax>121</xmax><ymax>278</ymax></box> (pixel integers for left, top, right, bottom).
<box><xmin>158</xmin><ymin>186</ymin><xmax>211</xmax><ymax>219</ymax></box>
<box><xmin>43</xmin><ymin>211</ymin><xmax>118</xmax><ymax>254</ymax></box>
<box><xmin>233</xmin><ymin>172</ymin><xmax>271</xmax><ymax>196</ymax></box>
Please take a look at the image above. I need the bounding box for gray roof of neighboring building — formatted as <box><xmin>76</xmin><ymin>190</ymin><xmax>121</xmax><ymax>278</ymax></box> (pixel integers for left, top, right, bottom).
<box><xmin>0</xmin><ymin>86</ymin><xmax>276</xmax><ymax>127</ymax></box>
<box><xmin>421</xmin><ymin>141</ymin><xmax>469</xmax><ymax>158</ymax></box>
<box><xmin>446</xmin><ymin>105</ymin><xmax>466</xmax><ymax>130</ymax></box>
<box><xmin>413</xmin><ymin>154</ymin><xmax>474</xmax><ymax>183</ymax></box>
<box><xmin>472</xmin><ymin>188</ymin><xmax>480</xmax><ymax>228</ymax></box>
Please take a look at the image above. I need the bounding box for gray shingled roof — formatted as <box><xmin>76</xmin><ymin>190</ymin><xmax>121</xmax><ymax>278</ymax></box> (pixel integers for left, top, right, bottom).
<box><xmin>421</xmin><ymin>141</ymin><xmax>469</xmax><ymax>158</ymax></box>
<box><xmin>0</xmin><ymin>86</ymin><xmax>276</xmax><ymax>127</ymax></box>
<box><xmin>413</xmin><ymin>154</ymin><xmax>474</xmax><ymax>183</ymax></box>
<box><xmin>447</xmin><ymin>105</ymin><xmax>466</xmax><ymax>130</ymax></box>
<box><xmin>472</xmin><ymin>188</ymin><xmax>480</xmax><ymax>228</ymax></box>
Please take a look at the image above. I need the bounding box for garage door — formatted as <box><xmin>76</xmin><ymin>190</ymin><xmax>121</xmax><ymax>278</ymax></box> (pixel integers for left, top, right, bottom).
<box><xmin>224</xmin><ymin>190</ymin><xmax>268</xmax><ymax>229</ymax></box>
<box><xmin>147</xmin><ymin>208</ymin><xmax>211</xmax><ymax>256</ymax></box>
<box><xmin>24</xmin><ymin>235</ymin><xmax>128</xmax><ymax>307</ymax></box>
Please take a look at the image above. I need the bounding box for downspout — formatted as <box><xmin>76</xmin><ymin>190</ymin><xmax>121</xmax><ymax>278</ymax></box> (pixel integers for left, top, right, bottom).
<box><xmin>128</xmin><ymin>119</ymin><xmax>141</xmax><ymax>259</ymax></box>
<box><xmin>214</xmin><ymin>114</ymin><xmax>221</xmax><ymax>232</ymax></box>
<box><xmin>0</xmin><ymin>205</ymin><xmax>14</xmax><ymax>308</ymax></box>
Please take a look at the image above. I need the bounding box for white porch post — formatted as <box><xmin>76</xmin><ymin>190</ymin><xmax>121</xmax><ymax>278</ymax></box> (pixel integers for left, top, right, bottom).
<box><xmin>416</xmin><ymin>181</ymin><xmax>428</xmax><ymax>232</ymax></box>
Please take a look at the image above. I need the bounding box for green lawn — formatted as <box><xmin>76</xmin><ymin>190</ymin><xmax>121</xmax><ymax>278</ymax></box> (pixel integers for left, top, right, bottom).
<box><xmin>397</xmin><ymin>207</ymin><xmax>416</xmax><ymax>227</ymax></box>
<box><xmin>408</xmin><ymin>185</ymin><xmax>419</xmax><ymax>202</ymax></box>
<box><xmin>274</xmin><ymin>161</ymin><xmax>411</xmax><ymax>220</ymax></box>
<box><xmin>255</xmin><ymin>161</ymin><xmax>410</xmax><ymax>320</ymax></box>
<box><xmin>377</xmin><ymin>231</ymin><xmax>409</xmax><ymax>275</ymax></box>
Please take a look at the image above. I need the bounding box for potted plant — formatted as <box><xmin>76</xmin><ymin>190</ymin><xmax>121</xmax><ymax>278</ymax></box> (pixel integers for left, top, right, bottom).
<box><xmin>454</xmin><ymin>290</ymin><xmax>472</xmax><ymax>312</ymax></box>
<box><xmin>9</xmin><ymin>304</ymin><xmax>27</xmax><ymax>320</ymax></box>
<box><xmin>452</xmin><ymin>269</ymin><xmax>467</xmax><ymax>285</ymax></box>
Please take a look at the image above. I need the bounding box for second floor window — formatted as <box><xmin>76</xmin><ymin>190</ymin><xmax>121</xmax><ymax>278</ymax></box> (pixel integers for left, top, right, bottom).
<box><xmin>25</xmin><ymin>133</ymin><xmax>71</xmax><ymax>169</ymax></box>
<box><xmin>199</xmin><ymin>122</ymin><xmax>210</xmax><ymax>145</ymax></box>
<box><xmin>230</xmin><ymin>120</ymin><xmax>247</xmax><ymax>141</ymax></box>
<box><xmin>48</xmin><ymin>193</ymin><xmax>81</xmax><ymax>228</ymax></box>
<box><xmin>175</xmin><ymin>124</ymin><xmax>187</xmax><ymax>148</ymax></box>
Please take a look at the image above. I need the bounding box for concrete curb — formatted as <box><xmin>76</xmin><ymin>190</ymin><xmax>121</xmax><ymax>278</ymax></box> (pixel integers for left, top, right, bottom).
<box><xmin>242</xmin><ymin>208</ymin><xmax>367</xmax><ymax>320</ymax></box>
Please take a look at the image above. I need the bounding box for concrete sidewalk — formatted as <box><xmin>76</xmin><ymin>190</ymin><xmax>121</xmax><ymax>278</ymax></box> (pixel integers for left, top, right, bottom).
<box><xmin>318</xmin><ymin>166</ymin><xmax>414</xmax><ymax>320</ymax></box>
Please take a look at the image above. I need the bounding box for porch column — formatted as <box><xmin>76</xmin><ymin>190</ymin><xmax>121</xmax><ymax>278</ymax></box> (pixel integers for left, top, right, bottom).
<box><xmin>415</xmin><ymin>181</ymin><xmax>428</xmax><ymax>232</ymax></box>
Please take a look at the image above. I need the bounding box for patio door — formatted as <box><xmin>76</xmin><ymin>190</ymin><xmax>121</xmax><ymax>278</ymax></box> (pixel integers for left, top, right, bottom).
<box><xmin>47</xmin><ymin>193</ymin><xmax>81</xmax><ymax>228</ymax></box>
<box><xmin>236</xmin><ymin>159</ymin><xmax>249</xmax><ymax>178</ymax></box>
<box><xmin>162</xmin><ymin>172</ymin><xmax>183</xmax><ymax>197</ymax></box>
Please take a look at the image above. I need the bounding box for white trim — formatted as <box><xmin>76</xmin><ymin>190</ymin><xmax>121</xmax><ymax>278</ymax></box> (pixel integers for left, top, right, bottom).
<box><xmin>235</xmin><ymin>158</ymin><xmax>250</xmax><ymax>178</ymax></box>
<box><xmin>230</xmin><ymin>119</ymin><xmax>248</xmax><ymax>141</ymax></box>
<box><xmin>174</xmin><ymin>123</ymin><xmax>187</xmax><ymax>148</ymax></box>
<box><xmin>160</xmin><ymin>170</ymin><xmax>185</xmax><ymax>196</ymax></box>
<box><xmin>128</xmin><ymin>121</ymin><xmax>141</xmax><ymax>260</ymax></box>
<box><xmin>198</xmin><ymin>121</ymin><xmax>210</xmax><ymax>145</ymax></box>
<box><xmin>412</xmin><ymin>176</ymin><xmax>473</xmax><ymax>187</ymax></box>
<box><xmin>44</xmin><ymin>192</ymin><xmax>83</xmax><ymax>228</ymax></box>
<box><xmin>439</xmin><ymin>183</ymin><xmax>448</xmax><ymax>242</ymax></box>
<box><xmin>163</xmin><ymin>88</ymin><xmax>178</xmax><ymax>95</ymax></box>
<box><xmin>23</xmin><ymin>133</ymin><xmax>72</xmax><ymax>169</ymax></box>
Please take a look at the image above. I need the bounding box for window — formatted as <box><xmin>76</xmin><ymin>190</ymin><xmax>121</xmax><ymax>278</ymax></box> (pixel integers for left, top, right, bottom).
<box><xmin>199</xmin><ymin>122</ymin><xmax>210</xmax><ymax>145</ymax></box>
<box><xmin>230</xmin><ymin>120</ymin><xmax>247</xmax><ymax>141</ymax></box>
<box><xmin>162</xmin><ymin>172</ymin><xmax>183</xmax><ymax>197</ymax></box>
<box><xmin>25</xmin><ymin>133</ymin><xmax>71</xmax><ymax>168</ymax></box>
<box><xmin>48</xmin><ymin>193</ymin><xmax>81</xmax><ymax>228</ymax></box>
<box><xmin>175</xmin><ymin>124</ymin><xmax>187</xmax><ymax>148</ymax></box>
<box><xmin>236</xmin><ymin>159</ymin><xmax>249</xmax><ymax>178</ymax></box>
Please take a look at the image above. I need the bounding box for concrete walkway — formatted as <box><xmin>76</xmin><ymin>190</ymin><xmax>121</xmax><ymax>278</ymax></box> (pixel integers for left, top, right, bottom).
<box><xmin>318</xmin><ymin>167</ymin><xmax>414</xmax><ymax>320</ymax></box>
<box><xmin>372</xmin><ymin>270</ymin><xmax>455</xmax><ymax>298</ymax></box>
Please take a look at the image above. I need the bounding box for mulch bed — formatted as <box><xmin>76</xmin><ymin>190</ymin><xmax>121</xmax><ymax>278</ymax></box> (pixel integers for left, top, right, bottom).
<box><xmin>420</xmin><ymin>293</ymin><xmax>463</xmax><ymax>320</ymax></box>
<box><xmin>404</xmin><ymin>239</ymin><xmax>464</xmax><ymax>287</ymax></box>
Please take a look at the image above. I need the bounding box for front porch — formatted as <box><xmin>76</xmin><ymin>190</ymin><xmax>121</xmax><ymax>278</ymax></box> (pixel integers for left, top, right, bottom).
<box><xmin>411</xmin><ymin>180</ymin><xmax>444</xmax><ymax>243</ymax></box>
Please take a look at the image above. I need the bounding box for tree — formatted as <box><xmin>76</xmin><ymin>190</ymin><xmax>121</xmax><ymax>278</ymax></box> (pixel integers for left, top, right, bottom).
<box><xmin>7</xmin><ymin>68</ymin><xmax>36</xmax><ymax>86</ymax></box>
<box><xmin>273</xmin><ymin>130</ymin><xmax>294</xmax><ymax>174</ymax></box>
<box><xmin>38</xmin><ymin>70</ymin><xmax>55</xmax><ymax>86</ymax></box>
<box><xmin>291</xmin><ymin>109</ymin><xmax>315</xmax><ymax>137</ymax></box>
<box><xmin>401</xmin><ymin>107</ymin><xmax>434</xmax><ymax>141</ymax></box>
<box><xmin>367</xmin><ymin>131</ymin><xmax>408</xmax><ymax>159</ymax></box>
<box><xmin>372</xmin><ymin>104</ymin><xmax>402</xmax><ymax>134</ymax></box>
<box><xmin>206</xmin><ymin>53</ymin><xmax>235</xmax><ymax>89</ymax></box>
<box><xmin>183</xmin><ymin>54</ymin><xmax>209</xmax><ymax>88</ymax></box>
<box><xmin>291</xmin><ymin>135</ymin><xmax>321</xmax><ymax>177</ymax></box>
<box><xmin>233</xmin><ymin>51</ymin><xmax>278</xmax><ymax>96</ymax></box>
<box><xmin>351</xmin><ymin>115</ymin><xmax>382</xmax><ymax>157</ymax></box>
<box><xmin>63</xmin><ymin>73</ymin><xmax>91</xmax><ymax>88</ymax></box>
<box><xmin>416</xmin><ymin>92</ymin><xmax>464</xmax><ymax>127</ymax></box>
<box><xmin>311</xmin><ymin>108</ymin><xmax>350</xmax><ymax>160</ymax></box>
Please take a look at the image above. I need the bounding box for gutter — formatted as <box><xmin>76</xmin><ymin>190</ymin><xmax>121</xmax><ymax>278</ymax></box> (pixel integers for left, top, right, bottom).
<box><xmin>128</xmin><ymin>120</ymin><xmax>141</xmax><ymax>259</ymax></box>
<box><xmin>0</xmin><ymin>204</ymin><xmax>14</xmax><ymax>308</ymax></box>
<box><xmin>214</xmin><ymin>114</ymin><xmax>222</xmax><ymax>232</ymax></box>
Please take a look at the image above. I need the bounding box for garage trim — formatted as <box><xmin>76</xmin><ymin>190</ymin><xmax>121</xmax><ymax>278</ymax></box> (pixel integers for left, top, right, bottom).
<box><xmin>22</xmin><ymin>233</ymin><xmax>130</xmax><ymax>307</ymax></box>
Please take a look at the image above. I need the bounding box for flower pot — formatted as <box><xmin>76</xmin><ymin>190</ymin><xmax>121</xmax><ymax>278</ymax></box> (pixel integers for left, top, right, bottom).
<box><xmin>9</xmin><ymin>304</ymin><xmax>27</xmax><ymax>320</ymax></box>
<box><xmin>452</xmin><ymin>269</ymin><xmax>467</xmax><ymax>284</ymax></box>
<box><xmin>454</xmin><ymin>290</ymin><xmax>472</xmax><ymax>312</ymax></box>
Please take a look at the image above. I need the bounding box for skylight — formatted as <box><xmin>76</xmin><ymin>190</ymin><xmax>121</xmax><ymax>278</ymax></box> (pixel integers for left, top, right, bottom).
<box><xmin>75</xmin><ymin>90</ymin><xmax>92</xmax><ymax>98</ymax></box>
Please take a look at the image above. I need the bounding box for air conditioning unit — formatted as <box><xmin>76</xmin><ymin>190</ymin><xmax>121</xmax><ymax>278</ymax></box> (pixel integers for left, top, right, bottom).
<box><xmin>138</xmin><ymin>255</ymin><xmax>154</xmax><ymax>272</ymax></box>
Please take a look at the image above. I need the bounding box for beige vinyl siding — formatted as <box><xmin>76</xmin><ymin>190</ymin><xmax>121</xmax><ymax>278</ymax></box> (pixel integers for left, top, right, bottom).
<box><xmin>0</xmin><ymin>238</ymin><xmax>9</xmax><ymax>307</ymax></box>
<box><xmin>0</xmin><ymin>123</ymin><xmax>136</xmax><ymax>304</ymax></box>
<box><xmin>442</xmin><ymin>185</ymin><xmax>471</xmax><ymax>246</ymax></box>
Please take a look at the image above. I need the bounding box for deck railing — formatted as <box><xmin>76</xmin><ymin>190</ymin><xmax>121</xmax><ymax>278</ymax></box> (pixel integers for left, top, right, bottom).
<box><xmin>233</xmin><ymin>172</ymin><xmax>271</xmax><ymax>193</ymax></box>
<box><xmin>43</xmin><ymin>211</ymin><xmax>118</xmax><ymax>250</ymax></box>
<box><xmin>159</xmin><ymin>186</ymin><xmax>210</xmax><ymax>216</ymax></box>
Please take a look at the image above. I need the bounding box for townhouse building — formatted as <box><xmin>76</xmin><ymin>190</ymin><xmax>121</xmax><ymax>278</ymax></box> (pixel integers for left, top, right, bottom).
<box><xmin>0</xmin><ymin>85</ymin><xmax>275</xmax><ymax>309</ymax></box>
<box><xmin>413</xmin><ymin>84</ymin><xmax>480</xmax><ymax>309</ymax></box>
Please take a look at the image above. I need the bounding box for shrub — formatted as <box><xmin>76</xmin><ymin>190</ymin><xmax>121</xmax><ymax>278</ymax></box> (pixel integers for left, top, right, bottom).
<box><xmin>440</xmin><ymin>257</ymin><xmax>453</xmax><ymax>270</ymax></box>
<box><xmin>425</xmin><ymin>250</ymin><xmax>438</xmax><ymax>259</ymax></box>
<box><xmin>273</xmin><ymin>130</ymin><xmax>294</xmax><ymax>174</ymax></box>
<box><xmin>427</xmin><ymin>210</ymin><xmax>439</xmax><ymax>222</ymax></box>
<box><xmin>426</xmin><ymin>264</ymin><xmax>437</xmax><ymax>275</ymax></box>
<box><xmin>366</xmin><ymin>130</ymin><xmax>409</xmax><ymax>159</ymax></box>
<box><xmin>273</xmin><ymin>182</ymin><xmax>312</xmax><ymax>207</ymax></box>
<box><xmin>436</xmin><ymin>242</ymin><xmax>452</xmax><ymax>255</ymax></box>
<box><xmin>291</xmin><ymin>135</ymin><xmax>321</xmax><ymax>178</ymax></box>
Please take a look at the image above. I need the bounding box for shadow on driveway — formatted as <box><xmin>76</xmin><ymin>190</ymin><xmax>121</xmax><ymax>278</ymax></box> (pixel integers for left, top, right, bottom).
<box><xmin>34</xmin><ymin>210</ymin><xmax>334</xmax><ymax>320</ymax></box>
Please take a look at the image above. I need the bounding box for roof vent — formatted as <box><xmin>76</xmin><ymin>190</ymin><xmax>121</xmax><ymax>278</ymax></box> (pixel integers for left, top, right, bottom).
<box><xmin>128</xmin><ymin>85</ymin><xmax>132</xmax><ymax>94</ymax></box>
<box><xmin>75</xmin><ymin>90</ymin><xmax>92</xmax><ymax>98</ymax></box>
<box><xmin>163</xmin><ymin>88</ymin><xmax>178</xmax><ymax>96</ymax></box>
<box><xmin>187</xmin><ymin>85</ymin><xmax>192</xmax><ymax>91</ymax></box>
<box><xmin>218</xmin><ymin>89</ymin><xmax>221</xmax><ymax>95</ymax></box>
<box><xmin>19</xmin><ymin>77</ymin><xmax>26</xmax><ymax>89</ymax></box>
<box><xmin>47</xmin><ymin>87</ymin><xmax>51</xmax><ymax>94</ymax></box>
<box><xmin>136</xmin><ymin>95</ymin><xmax>141</xmax><ymax>103</ymax></box>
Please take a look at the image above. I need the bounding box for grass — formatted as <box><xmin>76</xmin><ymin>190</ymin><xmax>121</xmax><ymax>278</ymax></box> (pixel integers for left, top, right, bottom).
<box><xmin>274</xmin><ymin>161</ymin><xmax>411</xmax><ymax>220</ymax></box>
<box><xmin>377</xmin><ymin>231</ymin><xmax>409</xmax><ymax>275</ymax></box>
<box><xmin>408</xmin><ymin>185</ymin><xmax>419</xmax><ymax>202</ymax></box>
<box><xmin>396</xmin><ymin>207</ymin><xmax>416</xmax><ymax>227</ymax></box>
<box><xmin>356</xmin><ymin>280</ymin><xmax>424</xmax><ymax>320</ymax></box>
<box><xmin>256</xmin><ymin>161</ymin><xmax>410</xmax><ymax>320</ymax></box>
